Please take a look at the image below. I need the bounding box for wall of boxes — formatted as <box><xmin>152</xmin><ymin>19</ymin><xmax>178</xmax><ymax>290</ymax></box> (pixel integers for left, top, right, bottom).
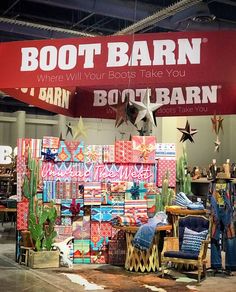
<box><xmin>16</xmin><ymin>136</ymin><xmax>176</xmax><ymax>265</ymax></box>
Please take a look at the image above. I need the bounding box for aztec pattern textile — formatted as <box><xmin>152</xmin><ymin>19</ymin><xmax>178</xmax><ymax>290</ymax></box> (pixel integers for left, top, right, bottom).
<box><xmin>91</xmin><ymin>250</ymin><xmax>109</xmax><ymax>264</ymax></box>
<box><xmin>43</xmin><ymin>181</ymin><xmax>56</xmax><ymax>202</ymax></box>
<box><xmin>132</xmin><ymin>136</ymin><xmax>156</xmax><ymax>164</ymax></box>
<box><xmin>55</xmin><ymin>181</ymin><xmax>83</xmax><ymax>199</ymax></box>
<box><xmin>84</xmin><ymin>182</ymin><xmax>102</xmax><ymax>205</ymax></box>
<box><xmin>61</xmin><ymin>199</ymin><xmax>84</xmax><ymax>217</ymax></box>
<box><xmin>84</xmin><ymin>145</ymin><xmax>103</xmax><ymax>164</ymax></box>
<box><xmin>124</xmin><ymin>199</ymin><xmax>148</xmax><ymax>217</ymax></box>
<box><xmin>115</xmin><ymin>141</ymin><xmax>133</xmax><ymax>163</ymax></box>
<box><xmin>42</xmin><ymin>136</ymin><xmax>60</xmax><ymax>149</ymax></box>
<box><xmin>90</xmin><ymin>222</ymin><xmax>112</xmax><ymax>251</ymax></box>
<box><xmin>103</xmin><ymin>145</ymin><xmax>115</xmax><ymax>163</ymax></box>
<box><xmin>72</xmin><ymin>216</ymin><xmax>91</xmax><ymax>240</ymax></box>
<box><xmin>157</xmin><ymin>158</ymin><xmax>176</xmax><ymax>187</ymax></box>
<box><xmin>155</xmin><ymin>143</ymin><xmax>176</xmax><ymax>159</ymax></box>
<box><xmin>91</xmin><ymin>206</ymin><xmax>113</xmax><ymax>222</ymax></box>
<box><xmin>111</xmin><ymin>214</ymin><xmax>148</xmax><ymax>227</ymax></box>
<box><xmin>73</xmin><ymin>239</ymin><xmax>91</xmax><ymax>264</ymax></box>
<box><xmin>16</xmin><ymin>199</ymin><xmax>29</xmax><ymax>230</ymax></box>
<box><xmin>54</xmin><ymin>225</ymin><xmax>73</xmax><ymax>242</ymax></box>
<box><xmin>56</xmin><ymin>141</ymin><xmax>84</xmax><ymax>162</ymax></box>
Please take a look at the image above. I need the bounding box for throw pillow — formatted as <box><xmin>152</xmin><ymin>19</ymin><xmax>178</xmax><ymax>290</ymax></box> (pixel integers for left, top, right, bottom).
<box><xmin>181</xmin><ymin>227</ymin><xmax>208</xmax><ymax>254</ymax></box>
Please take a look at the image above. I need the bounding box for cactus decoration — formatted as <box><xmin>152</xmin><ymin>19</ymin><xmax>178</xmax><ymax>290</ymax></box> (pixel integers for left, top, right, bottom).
<box><xmin>28</xmin><ymin>201</ymin><xmax>57</xmax><ymax>251</ymax></box>
<box><xmin>176</xmin><ymin>147</ymin><xmax>192</xmax><ymax>195</ymax></box>
<box><xmin>23</xmin><ymin>151</ymin><xmax>39</xmax><ymax>214</ymax></box>
<box><xmin>155</xmin><ymin>170</ymin><xmax>175</xmax><ymax>212</ymax></box>
<box><xmin>23</xmin><ymin>152</ymin><xmax>57</xmax><ymax>251</ymax></box>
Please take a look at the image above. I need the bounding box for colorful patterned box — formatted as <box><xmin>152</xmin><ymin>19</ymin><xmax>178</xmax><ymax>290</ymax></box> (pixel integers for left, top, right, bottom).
<box><xmin>56</xmin><ymin>141</ymin><xmax>84</xmax><ymax>162</ymax></box>
<box><xmin>55</xmin><ymin>181</ymin><xmax>83</xmax><ymax>200</ymax></box>
<box><xmin>90</xmin><ymin>222</ymin><xmax>112</xmax><ymax>251</ymax></box>
<box><xmin>16</xmin><ymin>157</ymin><xmax>26</xmax><ymax>174</ymax></box>
<box><xmin>42</xmin><ymin>136</ymin><xmax>60</xmax><ymax>149</ymax></box>
<box><xmin>124</xmin><ymin>199</ymin><xmax>148</xmax><ymax>217</ymax></box>
<box><xmin>73</xmin><ymin>239</ymin><xmax>91</xmax><ymax>264</ymax></box>
<box><xmin>110</xmin><ymin>181</ymin><xmax>127</xmax><ymax>192</ymax></box>
<box><xmin>61</xmin><ymin>217</ymin><xmax>72</xmax><ymax>226</ymax></box>
<box><xmin>91</xmin><ymin>206</ymin><xmax>113</xmax><ymax>222</ymax></box>
<box><xmin>84</xmin><ymin>145</ymin><xmax>103</xmax><ymax>164</ymax></box>
<box><xmin>157</xmin><ymin>158</ymin><xmax>176</xmax><ymax>187</ymax></box>
<box><xmin>17</xmin><ymin>138</ymin><xmax>42</xmax><ymax>158</ymax></box>
<box><xmin>115</xmin><ymin>141</ymin><xmax>133</xmax><ymax>163</ymax></box>
<box><xmin>103</xmin><ymin>145</ymin><xmax>115</xmax><ymax>163</ymax></box>
<box><xmin>91</xmin><ymin>250</ymin><xmax>109</xmax><ymax>264</ymax></box>
<box><xmin>61</xmin><ymin>199</ymin><xmax>84</xmax><ymax>217</ymax></box>
<box><xmin>132</xmin><ymin>136</ymin><xmax>156</xmax><ymax>164</ymax></box>
<box><xmin>155</xmin><ymin>143</ymin><xmax>176</xmax><ymax>159</ymax></box>
<box><xmin>43</xmin><ymin>181</ymin><xmax>56</xmax><ymax>202</ymax></box>
<box><xmin>84</xmin><ymin>182</ymin><xmax>102</xmax><ymax>205</ymax></box>
<box><xmin>54</xmin><ymin>225</ymin><xmax>73</xmax><ymax>242</ymax></box>
<box><xmin>16</xmin><ymin>199</ymin><xmax>29</xmax><ymax>230</ymax></box>
<box><xmin>111</xmin><ymin>202</ymin><xmax>125</xmax><ymax>218</ymax></box>
<box><xmin>72</xmin><ymin>216</ymin><xmax>91</xmax><ymax>240</ymax></box>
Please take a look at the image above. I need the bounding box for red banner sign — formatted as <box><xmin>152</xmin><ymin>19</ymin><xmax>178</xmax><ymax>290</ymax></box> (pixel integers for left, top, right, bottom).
<box><xmin>1</xmin><ymin>31</ymin><xmax>236</xmax><ymax>116</ymax></box>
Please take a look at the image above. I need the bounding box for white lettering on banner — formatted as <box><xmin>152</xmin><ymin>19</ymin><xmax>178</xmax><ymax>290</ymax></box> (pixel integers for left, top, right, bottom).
<box><xmin>17</xmin><ymin>87</ymin><xmax>70</xmax><ymax>109</ymax></box>
<box><xmin>38</xmin><ymin>87</ymin><xmax>70</xmax><ymax>109</ymax></box>
<box><xmin>93</xmin><ymin>85</ymin><xmax>219</xmax><ymax>106</ymax></box>
<box><xmin>20</xmin><ymin>38</ymin><xmax>202</xmax><ymax>71</ymax></box>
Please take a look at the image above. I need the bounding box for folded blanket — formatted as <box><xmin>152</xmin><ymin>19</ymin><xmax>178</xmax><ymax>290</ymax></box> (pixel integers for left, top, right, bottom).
<box><xmin>111</xmin><ymin>214</ymin><xmax>149</xmax><ymax>227</ymax></box>
<box><xmin>132</xmin><ymin>211</ymin><xmax>168</xmax><ymax>251</ymax></box>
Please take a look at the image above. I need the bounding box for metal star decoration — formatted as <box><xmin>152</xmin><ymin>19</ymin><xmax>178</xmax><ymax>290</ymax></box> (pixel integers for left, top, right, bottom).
<box><xmin>131</xmin><ymin>88</ymin><xmax>163</xmax><ymax>126</ymax></box>
<box><xmin>110</xmin><ymin>94</ymin><xmax>128</xmax><ymax>128</ymax></box>
<box><xmin>72</xmin><ymin>116</ymin><xmax>87</xmax><ymax>139</ymax></box>
<box><xmin>214</xmin><ymin>136</ymin><xmax>221</xmax><ymax>152</ymax></box>
<box><xmin>177</xmin><ymin>120</ymin><xmax>198</xmax><ymax>143</ymax></box>
<box><xmin>66</xmin><ymin>122</ymin><xmax>73</xmax><ymax>137</ymax></box>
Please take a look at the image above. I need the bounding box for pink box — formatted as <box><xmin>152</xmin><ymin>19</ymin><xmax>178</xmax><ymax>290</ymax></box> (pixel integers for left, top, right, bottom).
<box><xmin>157</xmin><ymin>158</ymin><xmax>176</xmax><ymax>187</ymax></box>
<box><xmin>132</xmin><ymin>136</ymin><xmax>156</xmax><ymax>164</ymax></box>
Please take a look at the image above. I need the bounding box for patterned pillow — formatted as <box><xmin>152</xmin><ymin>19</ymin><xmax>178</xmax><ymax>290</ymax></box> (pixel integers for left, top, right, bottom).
<box><xmin>181</xmin><ymin>227</ymin><xmax>208</xmax><ymax>254</ymax></box>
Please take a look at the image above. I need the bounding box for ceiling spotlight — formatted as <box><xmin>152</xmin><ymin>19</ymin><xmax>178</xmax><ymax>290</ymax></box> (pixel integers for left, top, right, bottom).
<box><xmin>192</xmin><ymin>14</ymin><xmax>216</xmax><ymax>23</ymax></box>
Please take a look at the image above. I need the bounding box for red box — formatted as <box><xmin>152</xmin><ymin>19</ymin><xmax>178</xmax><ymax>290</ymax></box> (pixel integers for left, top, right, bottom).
<box><xmin>115</xmin><ymin>141</ymin><xmax>133</xmax><ymax>163</ymax></box>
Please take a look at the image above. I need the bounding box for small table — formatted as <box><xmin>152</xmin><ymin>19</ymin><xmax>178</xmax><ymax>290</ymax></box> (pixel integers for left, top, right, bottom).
<box><xmin>114</xmin><ymin>224</ymin><xmax>172</xmax><ymax>272</ymax></box>
<box><xmin>0</xmin><ymin>206</ymin><xmax>17</xmax><ymax>225</ymax></box>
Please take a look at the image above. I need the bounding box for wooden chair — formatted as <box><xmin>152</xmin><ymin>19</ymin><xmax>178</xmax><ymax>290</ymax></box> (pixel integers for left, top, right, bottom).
<box><xmin>161</xmin><ymin>215</ymin><xmax>210</xmax><ymax>282</ymax></box>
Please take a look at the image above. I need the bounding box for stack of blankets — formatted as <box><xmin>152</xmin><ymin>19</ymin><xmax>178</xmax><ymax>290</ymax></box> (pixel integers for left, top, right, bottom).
<box><xmin>174</xmin><ymin>192</ymin><xmax>205</xmax><ymax>210</ymax></box>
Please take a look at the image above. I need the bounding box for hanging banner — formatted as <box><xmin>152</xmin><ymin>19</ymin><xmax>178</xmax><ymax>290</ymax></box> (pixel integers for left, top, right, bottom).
<box><xmin>1</xmin><ymin>31</ymin><xmax>236</xmax><ymax>116</ymax></box>
<box><xmin>2</xmin><ymin>87</ymin><xmax>77</xmax><ymax>116</ymax></box>
<box><xmin>0</xmin><ymin>31</ymin><xmax>236</xmax><ymax>89</ymax></box>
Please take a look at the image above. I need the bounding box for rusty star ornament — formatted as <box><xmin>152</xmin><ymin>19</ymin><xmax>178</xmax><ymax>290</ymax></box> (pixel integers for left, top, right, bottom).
<box><xmin>177</xmin><ymin>120</ymin><xmax>198</xmax><ymax>143</ymax></box>
<box><xmin>211</xmin><ymin>114</ymin><xmax>224</xmax><ymax>135</ymax></box>
<box><xmin>110</xmin><ymin>94</ymin><xmax>128</xmax><ymax>128</ymax></box>
<box><xmin>131</xmin><ymin>88</ymin><xmax>163</xmax><ymax>127</ymax></box>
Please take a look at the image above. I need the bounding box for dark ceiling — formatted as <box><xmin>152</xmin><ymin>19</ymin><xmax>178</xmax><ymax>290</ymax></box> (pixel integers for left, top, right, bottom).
<box><xmin>0</xmin><ymin>0</ymin><xmax>236</xmax><ymax>115</ymax></box>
